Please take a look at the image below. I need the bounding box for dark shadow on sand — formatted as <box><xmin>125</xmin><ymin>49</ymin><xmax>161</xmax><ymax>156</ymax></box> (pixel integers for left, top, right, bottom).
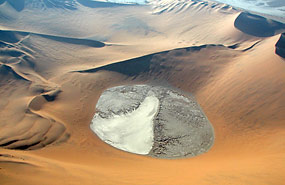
<box><xmin>0</xmin><ymin>30</ymin><xmax>105</xmax><ymax>48</ymax></box>
<box><xmin>234</xmin><ymin>12</ymin><xmax>285</xmax><ymax>37</ymax></box>
<box><xmin>275</xmin><ymin>33</ymin><xmax>285</xmax><ymax>58</ymax></box>
<box><xmin>75</xmin><ymin>44</ymin><xmax>227</xmax><ymax>76</ymax></box>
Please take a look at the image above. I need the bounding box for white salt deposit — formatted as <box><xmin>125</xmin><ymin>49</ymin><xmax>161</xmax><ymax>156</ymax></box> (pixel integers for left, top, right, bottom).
<box><xmin>90</xmin><ymin>95</ymin><xmax>159</xmax><ymax>154</ymax></box>
<box><xmin>90</xmin><ymin>85</ymin><xmax>214</xmax><ymax>158</ymax></box>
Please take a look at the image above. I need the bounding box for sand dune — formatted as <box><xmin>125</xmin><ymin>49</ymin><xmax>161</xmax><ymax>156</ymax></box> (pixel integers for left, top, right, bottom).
<box><xmin>75</xmin><ymin>44</ymin><xmax>240</xmax><ymax>78</ymax></box>
<box><xmin>0</xmin><ymin>0</ymin><xmax>285</xmax><ymax>184</ymax></box>
<box><xmin>234</xmin><ymin>12</ymin><xmax>285</xmax><ymax>37</ymax></box>
<box><xmin>0</xmin><ymin>30</ymin><xmax>105</xmax><ymax>48</ymax></box>
<box><xmin>0</xmin><ymin>0</ymin><xmax>138</xmax><ymax>12</ymax></box>
<box><xmin>0</xmin><ymin>62</ymin><xmax>68</xmax><ymax>150</ymax></box>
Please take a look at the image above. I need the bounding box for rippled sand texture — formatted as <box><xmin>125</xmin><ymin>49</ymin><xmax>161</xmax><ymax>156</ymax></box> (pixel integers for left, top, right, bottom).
<box><xmin>0</xmin><ymin>0</ymin><xmax>285</xmax><ymax>185</ymax></box>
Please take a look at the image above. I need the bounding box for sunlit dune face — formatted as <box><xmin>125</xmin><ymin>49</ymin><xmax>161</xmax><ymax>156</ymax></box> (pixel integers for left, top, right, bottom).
<box><xmin>90</xmin><ymin>85</ymin><xmax>214</xmax><ymax>158</ymax></box>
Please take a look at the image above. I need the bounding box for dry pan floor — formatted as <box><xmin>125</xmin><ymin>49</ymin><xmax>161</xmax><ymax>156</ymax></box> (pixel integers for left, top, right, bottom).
<box><xmin>91</xmin><ymin>84</ymin><xmax>214</xmax><ymax>158</ymax></box>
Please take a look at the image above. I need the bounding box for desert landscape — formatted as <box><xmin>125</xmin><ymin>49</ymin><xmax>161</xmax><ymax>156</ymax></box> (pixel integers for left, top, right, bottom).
<box><xmin>0</xmin><ymin>0</ymin><xmax>285</xmax><ymax>184</ymax></box>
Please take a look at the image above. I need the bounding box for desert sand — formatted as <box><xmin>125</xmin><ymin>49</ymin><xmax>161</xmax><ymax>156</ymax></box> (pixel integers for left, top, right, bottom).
<box><xmin>0</xmin><ymin>0</ymin><xmax>285</xmax><ymax>184</ymax></box>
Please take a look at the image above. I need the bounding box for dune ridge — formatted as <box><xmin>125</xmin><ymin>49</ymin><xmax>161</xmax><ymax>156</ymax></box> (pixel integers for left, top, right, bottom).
<box><xmin>1</xmin><ymin>34</ymin><xmax>283</xmax><ymax>185</ymax></box>
<box><xmin>149</xmin><ymin>0</ymin><xmax>236</xmax><ymax>15</ymax></box>
<box><xmin>0</xmin><ymin>30</ymin><xmax>105</xmax><ymax>48</ymax></box>
<box><xmin>234</xmin><ymin>12</ymin><xmax>285</xmax><ymax>37</ymax></box>
<box><xmin>0</xmin><ymin>0</ymin><xmax>140</xmax><ymax>12</ymax></box>
<box><xmin>74</xmin><ymin>44</ymin><xmax>239</xmax><ymax>76</ymax></box>
<box><xmin>0</xmin><ymin>30</ymin><xmax>70</xmax><ymax>150</ymax></box>
<box><xmin>0</xmin><ymin>62</ymin><xmax>68</xmax><ymax>150</ymax></box>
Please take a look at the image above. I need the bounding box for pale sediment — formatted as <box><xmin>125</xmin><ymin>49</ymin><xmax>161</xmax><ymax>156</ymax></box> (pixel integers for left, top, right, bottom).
<box><xmin>91</xmin><ymin>84</ymin><xmax>214</xmax><ymax>159</ymax></box>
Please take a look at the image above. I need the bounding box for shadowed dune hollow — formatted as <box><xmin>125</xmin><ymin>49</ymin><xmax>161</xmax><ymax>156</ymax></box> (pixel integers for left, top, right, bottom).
<box><xmin>234</xmin><ymin>12</ymin><xmax>285</xmax><ymax>37</ymax></box>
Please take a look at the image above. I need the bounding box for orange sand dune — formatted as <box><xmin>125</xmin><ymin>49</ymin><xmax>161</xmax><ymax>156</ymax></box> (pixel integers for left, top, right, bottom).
<box><xmin>1</xmin><ymin>34</ymin><xmax>284</xmax><ymax>185</ymax></box>
<box><xmin>0</xmin><ymin>0</ymin><xmax>285</xmax><ymax>184</ymax></box>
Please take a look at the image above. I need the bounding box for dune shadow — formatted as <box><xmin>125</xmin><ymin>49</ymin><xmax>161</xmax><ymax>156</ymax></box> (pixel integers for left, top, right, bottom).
<box><xmin>77</xmin><ymin>54</ymin><xmax>153</xmax><ymax>76</ymax></box>
<box><xmin>0</xmin><ymin>30</ymin><xmax>105</xmax><ymax>48</ymax></box>
<box><xmin>75</xmin><ymin>44</ymin><xmax>225</xmax><ymax>76</ymax></box>
<box><xmin>38</xmin><ymin>34</ymin><xmax>105</xmax><ymax>48</ymax></box>
<box><xmin>0</xmin><ymin>30</ymin><xmax>28</xmax><ymax>43</ymax></box>
<box><xmin>0</xmin><ymin>64</ymin><xmax>29</xmax><ymax>81</ymax></box>
<box><xmin>275</xmin><ymin>33</ymin><xmax>285</xmax><ymax>58</ymax></box>
<box><xmin>234</xmin><ymin>12</ymin><xmax>285</xmax><ymax>37</ymax></box>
